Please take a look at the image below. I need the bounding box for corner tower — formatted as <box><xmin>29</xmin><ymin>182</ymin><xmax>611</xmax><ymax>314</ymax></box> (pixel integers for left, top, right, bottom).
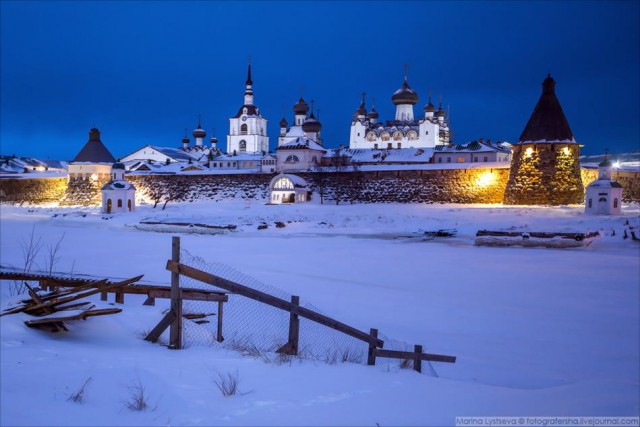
<box><xmin>503</xmin><ymin>75</ymin><xmax>584</xmax><ymax>205</ymax></box>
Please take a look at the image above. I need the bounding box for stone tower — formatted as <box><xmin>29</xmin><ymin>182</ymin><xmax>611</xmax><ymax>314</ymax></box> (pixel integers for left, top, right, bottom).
<box><xmin>503</xmin><ymin>75</ymin><xmax>584</xmax><ymax>205</ymax></box>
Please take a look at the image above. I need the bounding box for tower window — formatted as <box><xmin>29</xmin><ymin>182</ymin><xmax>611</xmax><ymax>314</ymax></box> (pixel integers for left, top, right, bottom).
<box><xmin>239</xmin><ymin>140</ymin><xmax>247</xmax><ymax>152</ymax></box>
<box><xmin>240</xmin><ymin>124</ymin><xmax>248</xmax><ymax>135</ymax></box>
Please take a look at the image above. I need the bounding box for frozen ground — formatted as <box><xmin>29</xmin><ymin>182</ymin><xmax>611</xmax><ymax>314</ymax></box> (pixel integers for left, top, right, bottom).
<box><xmin>1</xmin><ymin>199</ymin><xmax>639</xmax><ymax>426</ymax></box>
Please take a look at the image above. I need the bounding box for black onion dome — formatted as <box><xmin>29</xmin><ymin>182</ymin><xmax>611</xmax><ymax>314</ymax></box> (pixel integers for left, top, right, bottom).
<box><xmin>302</xmin><ymin>112</ymin><xmax>322</xmax><ymax>133</ymax></box>
<box><xmin>182</xmin><ymin>135</ymin><xmax>190</xmax><ymax>144</ymax></box>
<box><xmin>355</xmin><ymin>101</ymin><xmax>367</xmax><ymax>116</ymax></box>
<box><xmin>391</xmin><ymin>79</ymin><xmax>419</xmax><ymax>105</ymax></box>
<box><xmin>192</xmin><ymin>126</ymin><xmax>206</xmax><ymax>139</ymax></box>
<box><xmin>293</xmin><ymin>98</ymin><xmax>309</xmax><ymax>115</ymax></box>
<box><xmin>367</xmin><ymin>107</ymin><xmax>379</xmax><ymax>119</ymax></box>
<box><xmin>436</xmin><ymin>104</ymin><xmax>446</xmax><ymax>117</ymax></box>
<box><xmin>424</xmin><ymin>98</ymin><xmax>436</xmax><ymax>113</ymax></box>
<box><xmin>280</xmin><ymin>117</ymin><xmax>288</xmax><ymax>128</ymax></box>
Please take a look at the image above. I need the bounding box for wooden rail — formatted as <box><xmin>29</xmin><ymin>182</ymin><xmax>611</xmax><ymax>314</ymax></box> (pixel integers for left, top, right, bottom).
<box><xmin>166</xmin><ymin>260</ymin><xmax>384</xmax><ymax>348</ymax></box>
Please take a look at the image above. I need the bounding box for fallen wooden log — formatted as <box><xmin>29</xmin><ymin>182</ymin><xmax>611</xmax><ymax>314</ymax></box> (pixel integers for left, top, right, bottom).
<box><xmin>24</xmin><ymin>307</ymin><xmax>122</xmax><ymax>328</ymax></box>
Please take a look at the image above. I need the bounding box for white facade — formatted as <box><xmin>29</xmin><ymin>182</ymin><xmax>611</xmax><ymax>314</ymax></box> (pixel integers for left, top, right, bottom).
<box><xmin>101</xmin><ymin>164</ymin><xmax>136</xmax><ymax>214</ymax></box>
<box><xmin>585</xmin><ymin>160</ymin><xmax>623</xmax><ymax>215</ymax></box>
<box><xmin>227</xmin><ymin>65</ymin><xmax>269</xmax><ymax>155</ymax></box>
<box><xmin>349</xmin><ymin>77</ymin><xmax>451</xmax><ymax>150</ymax></box>
<box><xmin>276</xmin><ymin>137</ymin><xmax>326</xmax><ymax>173</ymax></box>
<box><xmin>68</xmin><ymin>163</ymin><xmax>112</xmax><ymax>181</ymax></box>
<box><xmin>268</xmin><ymin>174</ymin><xmax>310</xmax><ymax>204</ymax></box>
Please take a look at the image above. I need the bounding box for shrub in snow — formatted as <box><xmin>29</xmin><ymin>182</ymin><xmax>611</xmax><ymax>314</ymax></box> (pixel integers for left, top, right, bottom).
<box><xmin>213</xmin><ymin>370</ymin><xmax>241</xmax><ymax>397</ymax></box>
<box><xmin>67</xmin><ymin>377</ymin><xmax>92</xmax><ymax>403</ymax></box>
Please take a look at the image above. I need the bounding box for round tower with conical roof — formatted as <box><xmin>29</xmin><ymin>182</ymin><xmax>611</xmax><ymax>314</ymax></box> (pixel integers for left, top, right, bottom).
<box><xmin>503</xmin><ymin>75</ymin><xmax>584</xmax><ymax>205</ymax></box>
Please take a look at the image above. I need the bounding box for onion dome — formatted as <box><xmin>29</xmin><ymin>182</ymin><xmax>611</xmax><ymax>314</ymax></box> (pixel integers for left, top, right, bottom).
<box><xmin>293</xmin><ymin>98</ymin><xmax>309</xmax><ymax>115</ymax></box>
<box><xmin>302</xmin><ymin>112</ymin><xmax>322</xmax><ymax>133</ymax></box>
<box><xmin>192</xmin><ymin>118</ymin><xmax>206</xmax><ymax>138</ymax></box>
<box><xmin>112</xmin><ymin>160</ymin><xmax>125</xmax><ymax>170</ymax></box>
<box><xmin>436</xmin><ymin>103</ymin><xmax>446</xmax><ymax>118</ymax></box>
<box><xmin>367</xmin><ymin>107</ymin><xmax>379</xmax><ymax>119</ymax></box>
<box><xmin>424</xmin><ymin>96</ymin><xmax>436</xmax><ymax>113</ymax></box>
<box><xmin>181</xmin><ymin>129</ymin><xmax>190</xmax><ymax>146</ymax></box>
<box><xmin>355</xmin><ymin>92</ymin><xmax>367</xmax><ymax>116</ymax></box>
<box><xmin>391</xmin><ymin>77</ymin><xmax>418</xmax><ymax>106</ymax></box>
<box><xmin>280</xmin><ymin>116</ymin><xmax>288</xmax><ymax>128</ymax></box>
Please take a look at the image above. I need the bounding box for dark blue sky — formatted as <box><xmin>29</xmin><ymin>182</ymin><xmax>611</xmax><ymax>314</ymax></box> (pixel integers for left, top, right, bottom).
<box><xmin>1</xmin><ymin>1</ymin><xmax>638</xmax><ymax>160</ymax></box>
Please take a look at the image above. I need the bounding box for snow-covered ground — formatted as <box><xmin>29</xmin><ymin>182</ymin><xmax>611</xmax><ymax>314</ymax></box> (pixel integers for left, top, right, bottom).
<box><xmin>1</xmin><ymin>200</ymin><xmax>639</xmax><ymax>426</ymax></box>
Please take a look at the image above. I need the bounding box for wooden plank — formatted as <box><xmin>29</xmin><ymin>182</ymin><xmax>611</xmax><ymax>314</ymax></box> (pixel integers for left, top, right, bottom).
<box><xmin>367</xmin><ymin>328</ymin><xmax>379</xmax><ymax>366</ymax></box>
<box><xmin>166</xmin><ymin>260</ymin><xmax>383</xmax><ymax>347</ymax></box>
<box><xmin>217</xmin><ymin>300</ymin><xmax>224</xmax><ymax>343</ymax></box>
<box><xmin>145</xmin><ymin>310</ymin><xmax>176</xmax><ymax>343</ymax></box>
<box><xmin>169</xmin><ymin>236</ymin><xmax>182</xmax><ymax>350</ymax></box>
<box><xmin>375</xmin><ymin>348</ymin><xmax>456</xmax><ymax>363</ymax></box>
<box><xmin>22</xmin><ymin>277</ymin><xmax>141</xmax><ymax>315</ymax></box>
<box><xmin>25</xmin><ymin>307</ymin><xmax>122</xmax><ymax>326</ymax></box>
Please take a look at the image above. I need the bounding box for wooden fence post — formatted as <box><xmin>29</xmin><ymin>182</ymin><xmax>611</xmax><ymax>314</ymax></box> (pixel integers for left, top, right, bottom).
<box><xmin>367</xmin><ymin>328</ymin><xmax>378</xmax><ymax>366</ymax></box>
<box><xmin>216</xmin><ymin>300</ymin><xmax>224</xmax><ymax>343</ymax></box>
<box><xmin>288</xmin><ymin>296</ymin><xmax>300</xmax><ymax>355</ymax></box>
<box><xmin>169</xmin><ymin>236</ymin><xmax>182</xmax><ymax>350</ymax></box>
<box><xmin>413</xmin><ymin>344</ymin><xmax>423</xmax><ymax>373</ymax></box>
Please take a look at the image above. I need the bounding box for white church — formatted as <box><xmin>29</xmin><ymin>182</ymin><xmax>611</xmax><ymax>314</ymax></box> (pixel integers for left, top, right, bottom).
<box><xmin>349</xmin><ymin>70</ymin><xmax>451</xmax><ymax>150</ymax></box>
<box><xmin>226</xmin><ymin>64</ymin><xmax>269</xmax><ymax>155</ymax></box>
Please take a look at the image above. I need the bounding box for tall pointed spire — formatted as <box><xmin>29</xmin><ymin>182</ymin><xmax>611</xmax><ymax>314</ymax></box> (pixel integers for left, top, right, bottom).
<box><xmin>246</xmin><ymin>63</ymin><xmax>253</xmax><ymax>86</ymax></box>
<box><xmin>244</xmin><ymin>62</ymin><xmax>254</xmax><ymax>105</ymax></box>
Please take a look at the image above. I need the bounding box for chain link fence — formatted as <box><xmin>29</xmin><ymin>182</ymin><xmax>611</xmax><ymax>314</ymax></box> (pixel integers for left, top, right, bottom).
<box><xmin>178</xmin><ymin>248</ymin><xmax>439</xmax><ymax>376</ymax></box>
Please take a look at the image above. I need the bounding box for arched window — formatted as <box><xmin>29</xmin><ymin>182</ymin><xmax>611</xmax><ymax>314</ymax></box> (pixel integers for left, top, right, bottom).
<box><xmin>107</xmin><ymin>199</ymin><xmax>112</xmax><ymax>214</ymax></box>
<box><xmin>240</xmin><ymin>124</ymin><xmax>248</xmax><ymax>135</ymax></box>
<box><xmin>599</xmin><ymin>197</ymin><xmax>607</xmax><ymax>202</ymax></box>
<box><xmin>613</xmin><ymin>198</ymin><xmax>618</xmax><ymax>208</ymax></box>
<box><xmin>285</xmin><ymin>155</ymin><xmax>299</xmax><ymax>163</ymax></box>
<box><xmin>239</xmin><ymin>140</ymin><xmax>247</xmax><ymax>152</ymax></box>
<box><xmin>128</xmin><ymin>199</ymin><xmax>132</xmax><ymax>211</ymax></box>
<box><xmin>588</xmin><ymin>198</ymin><xmax>592</xmax><ymax>208</ymax></box>
<box><xmin>117</xmin><ymin>199</ymin><xmax>123</xmax><ymax>208</ymax></box>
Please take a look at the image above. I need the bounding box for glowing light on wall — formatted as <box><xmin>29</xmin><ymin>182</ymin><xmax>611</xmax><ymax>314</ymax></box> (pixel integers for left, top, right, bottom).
<box><xmin>524</xmin><ymin>147</ymin><xmax>534</xmax><ymax>158</ymax></box>
<box><xmin>476</xmin><ymin>171</ymin><xmax>495</xmax><ymax>187</ymax></box>
<box><xmin>90</xmin><ymin>173</ymin><xmax>98</xmax><ymax>181</ymax></box>
<box><xmin>563</xmin><ymin>146</ymin><xmax>570</xmax><ymax>155</ymax></box>
<box><xmin>613</xmin><ymin>161</ymin><xmax>621</xmax><ymax>169</ymax></box>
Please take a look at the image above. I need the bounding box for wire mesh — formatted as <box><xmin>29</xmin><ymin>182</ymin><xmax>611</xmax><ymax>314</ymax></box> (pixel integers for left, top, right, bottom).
<box><xmin>178</xmin><ymin>248</ymin><xmax>439</xmax><ymax>376</ymax></box>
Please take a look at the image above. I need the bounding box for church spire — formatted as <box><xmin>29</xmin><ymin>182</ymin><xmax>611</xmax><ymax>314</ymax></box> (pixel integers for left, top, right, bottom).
<box><xmin>244</xmin><ymin>63</ymin><xmax>254</xmax><ymax>105</ymax></box>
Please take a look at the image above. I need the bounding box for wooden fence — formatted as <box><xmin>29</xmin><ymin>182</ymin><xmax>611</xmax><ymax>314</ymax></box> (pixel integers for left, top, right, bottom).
<box><xmin>161</xmin><ymin>236</ymin><xmax>455</xmax><ymax>372</ymax></box>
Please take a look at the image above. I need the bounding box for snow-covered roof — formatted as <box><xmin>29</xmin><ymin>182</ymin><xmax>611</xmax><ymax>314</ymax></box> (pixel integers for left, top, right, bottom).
<box><xmin>269</xmin><ymin>173</ymin><xmax>309</xmax><ymax>190</ymax></box>
<box><xmin>434</xmin><ymin>141</ymin><xmax>511</xmax><ymax>153</ymax></box>
<box><xmin>326</xmin><ymin>148</ymin><xmax>435</xmax><ymax>164</ymax></box>
<box><xmin>587</xmin><ymin>179</ymin><xmax>623</xmax><ymax>189</ymax></box>
<box><xmin>101</xmin><ymin>180</ymin><xmax>136</xmax><ymax>191</ymax></box>
<box><xmin>284</xmin><ymin>125</ymin><xmax>306</xmax><ymax>138</ymax></box>
<box><xmin>215</xmin><ymin>152</ymin><xmax>267</xmax><ymax>161</ymax></box>
<box><xmin>277</xmin><ymin>137</ymin><xmax>326</xmax><ymax>152</ymax></box>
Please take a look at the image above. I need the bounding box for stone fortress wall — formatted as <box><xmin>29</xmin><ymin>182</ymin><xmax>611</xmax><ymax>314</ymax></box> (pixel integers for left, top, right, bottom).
<box><xmin>1</xmin><ymin>167</ymin><xmax>638</xmax><ymax>206</ymax></box>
